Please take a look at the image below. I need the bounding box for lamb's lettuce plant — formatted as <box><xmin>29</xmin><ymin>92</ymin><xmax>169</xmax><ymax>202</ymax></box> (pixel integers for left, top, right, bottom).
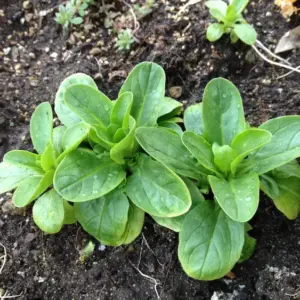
<box><xmin>206</xmin><ymin>0</ymin><xmax>257</xmax><ymax>45</ymax></box>
<box><xmin>136</xmin><ymin>77</ymin><xmax>300</xmax><ymax>280</ymax></box>
<box><xmin>52</xmin><ymin>62</ymin><xmax>193</xmax><ymax>246</ymax></box>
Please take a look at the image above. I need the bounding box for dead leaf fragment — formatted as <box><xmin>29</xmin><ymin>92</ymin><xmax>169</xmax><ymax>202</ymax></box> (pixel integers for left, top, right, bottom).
<box><xmin>275</xmin><ymin>26</ymin><xmax>300</xmax><ymax>53</ymax></box>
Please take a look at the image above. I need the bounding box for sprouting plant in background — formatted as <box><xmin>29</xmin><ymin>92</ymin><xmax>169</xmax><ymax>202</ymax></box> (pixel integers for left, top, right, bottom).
<box><xmin>55</xmin><ymin>0</ymin><xmax>94</xmax><ymax>35</ymax></box>
<box><xmin>205</xmin><ymin>0</ymin><xmax>257</xmax><ymax>45</ymax></box>
<box><xmin>115</xmin><ymin>29</ymin><xmax>135</xmax><ymax>51</ymax></box>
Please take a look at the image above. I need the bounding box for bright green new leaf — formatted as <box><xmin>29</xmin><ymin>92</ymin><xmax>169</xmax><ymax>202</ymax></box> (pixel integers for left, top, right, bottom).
<box><xmin>119</xmin><ymin>62</ymin><xmax>166</xmax><ymax>127</ymax></box>
<box><xmin>30</xmin><ymin>102</ymin><xmax>53</xmax><ymax>154</ymax></box>
<box><xmin>227</xmin><ymin>0</ymin><xmax>248</xmax><ymax>19</ymax></box>
<box><xmin>178</xmin><ymin>201</ymin><xmax>244</xmax><ymax>280</ymax></box>
<box><xmin>54</xmin><ymin>149</ymin><xmax>126</xmax><ymax>202</ymax></box>
<box><xmin>53</xmin><ymin>126</ymin><xmax>66</xmax><ymax>155</ymax></box>
<box><xmin>110</xmin><ymin>91</ymin><xmax>133</xmax><ymax>131</ymax></box>
<box><xmin>113</xmin><ymin>128</ymin><xmax>126</xmax><ymax>143</ymax></box>
<box><xmin>183</xmin><ymin>103</ymin><xmax>203</xmax><ymax>135</ymax></box>
<box><xmin>207</xmin><ymin>23</ymin><xmax>225</xmax><ymax>42</ymax></box>
<box><xmin>206</xmin><ymin>0</ymin><xmax>227</xmax><ymax>15</ymax></box>
<box><xmin>0</xmin><ymin>161</ymin><xmax>44</xmax><ymax>194</ymax></box>
<box><xmin>126</xmin><ymin>154</ymin><xmax>191</xmax><ymax>217</ymax></box>
<box><xmin>234</xmin><ymin>24</ymin><xmax>257</xmax><ymax>45</ymax></box>
<box><xmin>231</xmin><ymin>128</ymin><xmax>272</xmax><ymax>174</ymax></box>
<box><xmin>63</xmin><ymin>200</ymin><xmax>76</xmax><ymax>224</ymax></box>
<box><xmin>241</xmin><ymin>116</ymin><xmax>300</xmax><ymax>175</ymax></box>
<box><xmin>13</xmin><ymin>170</ymin><xmax>54</xmax><ymax>207</ymax></box>
<box><xmin>182</xmin><ymin>131</ymin><xmax>217</xmax><ymax>174</ymax></box>
<box><xmin>152</xmin><ymin>178</ymin><xmax>204</xmax><ymax>232</ymax></box>
<box><xmin>64</xmin><ymin>84</ymin><xmax>113</xmax><ymax>127</ymax></box>
<box><xmin>41</xmin><ymin>142</ymin><xmax>57</xmax><ymax>171</ymax></box>
<box><xmin>209</xmin><ymin>173</ymin><xmax>259</xmax><ymax>222</ymax></box>
<box><xmin>57</xmin><ymin>122</ymin><xmax>90</xmax><ymax>163</ymax></box>
<box><xmin>135</xmin><ymin>127</ymin><xmax>208</xmax><ymax>180</ymax></box>
<box><xmin>213</xmin><ymin>144</ymin><xmax>238</xmax><ymax>176</ymax></box>
<box><xmin>110</xmin><ymin>117</ymin><xmax>136</xmax><ymax>164</ymax></box>
<box><xmin>54</xmin><ymin>73</ymin><xmax>97</xmax><ymax>127</ymax></box>
<box><xmin>75</xmin><ymin>188</ymin><xmax>129</xmax><ymax>246</ymax></box>
<box><xmin>202</xmin><ymin>78</ymin><xmax>246</xmax><ymax>145</ymax></box>
<box><xmin>209</xmin><ymin>8</ymin><xmax>226</xmax><ymax>22</ymax></box>
<box><xmin>33</xmin><ymin>189</ymin><xmax>64</xmax><ymax>234</ymax></box>
<box><xmin>120</xmin><ymin>202</ymin><xmax>145</xmax><ymax>244</ymax></box>
<box><xmin>89</xmin><ymin>125</ymin><xmax>115</xmax><ymax>150</ymax></box>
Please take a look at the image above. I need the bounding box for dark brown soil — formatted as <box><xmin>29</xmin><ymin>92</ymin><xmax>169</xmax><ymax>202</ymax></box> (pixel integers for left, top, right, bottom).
<box><xmin>1</xmin><ymin>0</ymin><xmax>300</xmax><ymax>299</ymax></box>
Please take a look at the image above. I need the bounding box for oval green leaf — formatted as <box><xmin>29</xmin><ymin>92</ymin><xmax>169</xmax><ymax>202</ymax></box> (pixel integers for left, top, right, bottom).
<box><xmin>207</xmin><ymin>23</ymin><xmax>225</xmax><ymax>42</ymax></box>
<box><xmin>33</xmin><ymin>189</ymin><xmax>64</xmax><ymax>234</ymax></box>
<box><xmin>183</xmin><ymin>103</ymin><xmax>203</xmax><ymax>135</ymax></box>
<box><xmin>54</xmin><ymin>149</ymin><xmax>126</xmax><ymax>202</ymax></box>
<box><xmin>30</xmin><ymin>102</ymin><xmax>53</xmax><ymax>154</ymax></box>
<box><xmin>202</xmin><ymin>78</ymin><xmax>246</xmax><ymax>146</ymax></box>
<box><xmin>135</xmin><ymin>127</ymin><xmax>207</xmax><ymax>180</ymax></box>
<box><xmin>178</xmin><ymin>201</ymin><xmax>244</xmax><ymax>280</ymax></box>
<box><xmin>64</xmin><ymin>84</ymin><xmax>112</xmax><ymax>127</ymax></box>
<box><xmin>75</xmin><ymin>187</ymin><xmax>129</xmax><ymax>245</ymax></box>
<box><xmin>119</xmin><ymin>62</ymin><xmax>166</xmax><ymax>127</ymax></box>
<box><xmin>54</xmin><ymin>73</ymin><xmax>97</xmax><ymax>127</ymax></box>
<box><xmin>209</xmin><ymin>173</ymin><xmax>260</xmax><ymax>222</ymax></box>
<box><xmin>126</xmin><ymin>154</ymin><xmax>191</xmax><ymax>217</ymax></box>
<box><xmin>234</xmin><ymin>24</ymin><xmax>257</xmax><ymax>46</ymax></box>
<box><xmin>240</xmin><ymin>116</ymin><xmax>300</xmax><ymax>175</ymax></box>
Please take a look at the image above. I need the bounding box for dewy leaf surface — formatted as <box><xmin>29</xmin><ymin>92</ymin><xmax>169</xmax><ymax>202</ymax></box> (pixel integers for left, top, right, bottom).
<box><xmin>55</xmin><ymin>73</ymin><xmax>97</xmax><ymax>127</ymax></box>
<box><xmin>54</xmin><ymin>149</ymin><xmax>126</xmax><ymax>202</ymax></box>
<box><xmin>230</xmin><ymin>128</ymin><xmax>272</xmax><ymax>174</ymax></box>
<box><xmin>126</xmin><ymin>154</ymin><xmax>191</xmax><ymax>217</ymax></box>
<box><xmin>182</xmin><ymin>131</ymin><xmax>217</xmax><ymax>174</ymax></box>
<box><xmin>209</xmin><ymin>173</ymin><xmax>260</xmax><ymax>222</ymax></box>
<box><xmin>0</xmin><ymin>162</ymin><xmax>43</xmax><ymax>194</ymax></box>
<box><xmin>240</xmin><ymin>116</ymin><xmax>300</xmax><ymax>175</ymax></box>
<box><xmin>30</xmin><ymin>102</ymin><xmax>53</xmax><ymax>154</ymax></box>
<box><xmin>64</xmin><ymin>84</ymin><xmax>113</xmax><ymax>127</ymax></box>
<box><xmin>152</xmin><ymin>178</ymin><xmax>204</xmax><ymax>232</ymax></box>
<box><xmin>119</xmin><ymin>62</ymin><xmax>166</xmax><ymax>127</ymax></box>
<box><xmin>178</xmin><ymin>201</ymin><xmax>244</xmax><ymax>280</ymax></box>
<box><xmin>4</xmin><ymin>150</ymin><xmax>41</xmax><ymax>171</ymax></box>
<box><xmin>202</xmin><ymin>78</ymin><xmax>246</xmax><ymax>146</ymax></box>
<box><xmin>135</xmin><ymin>127</ymin><xmax>207</xmax><ymax>180</ymax></box>
<box><xmin>183</xmin><ymin>103</ymin><xmax>203</xmax><ymax>135</ymax></box>
<box><xmin>75</xmin><ymin>187</ymin><xmax>129</xmax><ymax>246</ymax></box>
<box><xmin>13</xmin><ymin>171</ymin><xmax>54</xmax><ymax>207</ymax></box>
<box><xmin>33</xmin><ymin>189</ymin><xmax>64</xmax><ymax>234</ymax></box>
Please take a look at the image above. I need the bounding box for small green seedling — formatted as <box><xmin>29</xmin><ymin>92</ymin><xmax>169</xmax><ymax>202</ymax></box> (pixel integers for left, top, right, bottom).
<box><xmin>79</xmin><ymin>240</ymin><xmax>95</xmax><ymax>263</ymax></box>
<box><xmin>205</xmin><ymin>0</ymin><xmax>257</xmax><ymax>45</ymax></box>
<box><xmin>136</xmin><ymin>77</ymin><xmax>300</xmax><ymax>280</ymax></box>
<box><xmin>55</xmin><ymin>0</ymin><xmax>94</xmax><ymax>35</ymax></box>
<box><xmin>115</xmin><ymin>29</ymin><xmax>135</xmax><ymax>51</ymax></box>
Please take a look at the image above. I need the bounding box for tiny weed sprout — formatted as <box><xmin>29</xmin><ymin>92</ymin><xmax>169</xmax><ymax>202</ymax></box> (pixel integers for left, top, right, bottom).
<box><xmin>136</xmin><ymin>77</ymin><xmax>300</xmax><ymax>280</ymax></box>
<box><xmin>116</xmin><ymin>29</ymin><xmax>135</xmax><ymax>51</ymax></box>
<box><xmin>205</xmin><ymin>0</ymin><xmax>257</xmax><ymax>45</ymax></box>
<box><xmin>55</xmin><ymin>0</ymin><xmax>94</xmax><ymax>35</ymax></box>
<box><xmin>1</xmin><ymin>62</ymin><xmax>300</xmax><ymax>281</ymax></box>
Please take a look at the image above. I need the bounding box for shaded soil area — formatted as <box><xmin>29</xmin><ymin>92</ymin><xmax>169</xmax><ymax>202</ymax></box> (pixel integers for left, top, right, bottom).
<box><xmin>0</xmin><ymin>0</ymin><xmax>300</xmax><ymax>299</ymax></box>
